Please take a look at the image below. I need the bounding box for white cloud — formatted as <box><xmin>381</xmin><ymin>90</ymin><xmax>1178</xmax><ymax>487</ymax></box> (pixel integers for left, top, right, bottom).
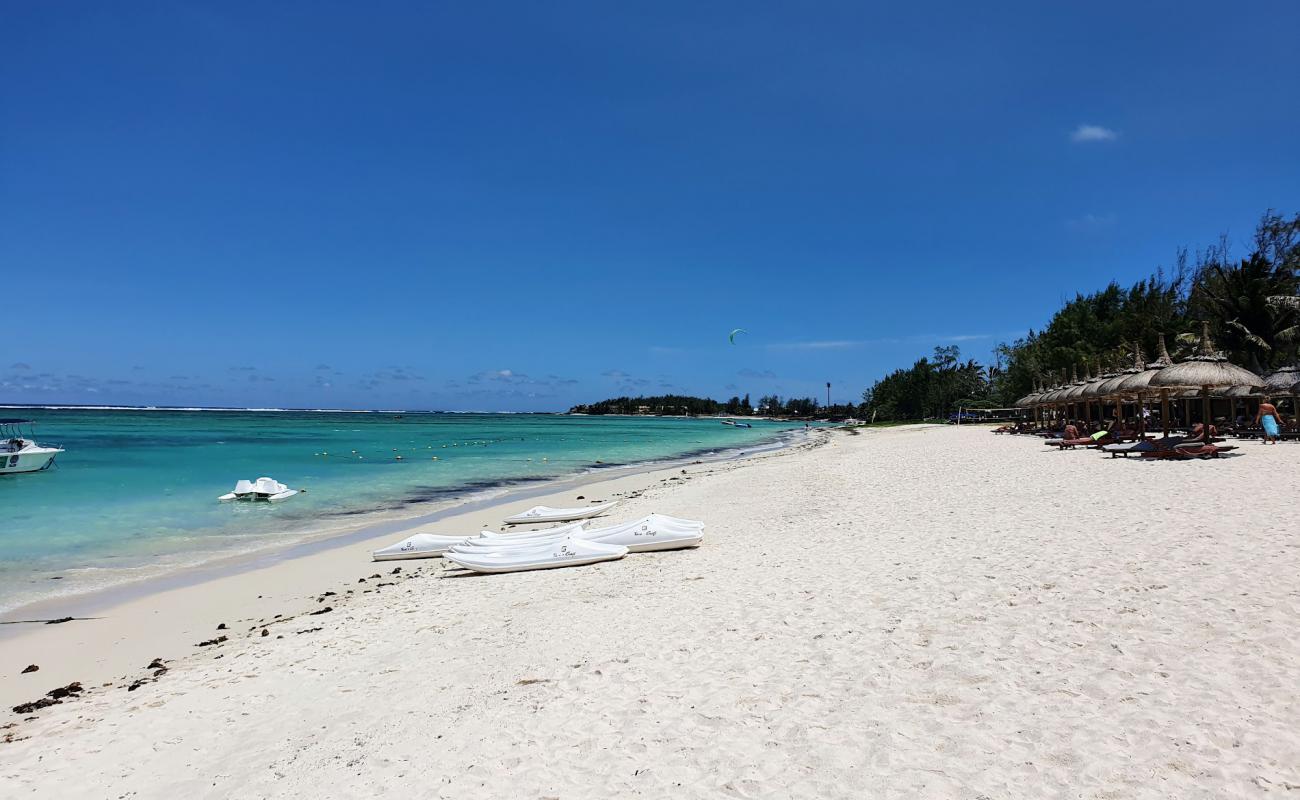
<box><xmin>769</xmin><ymin>340</ymin><xmax>865</xmax><ymax>351</ymax></box>
<box><xmin>1070</xmin><ymin>124</ymin><xmax>1118</xmax><ymax>143</ymax></box>
<box><xmin>1066</xmin><ymin>212</ymin><xmax>1118</xmax><ymax>231</ymax></box>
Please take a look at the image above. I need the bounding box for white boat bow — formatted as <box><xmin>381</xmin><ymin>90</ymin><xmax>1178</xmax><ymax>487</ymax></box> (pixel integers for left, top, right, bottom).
<box><xmin>0</xmin><ymin>419</ymin><xmax>64</xmax><ymax>476</ymax></box>
<box><xmin>372</xmin><ymin>533</ymin><xmax>481</xmax><ymax>561</ymax></box>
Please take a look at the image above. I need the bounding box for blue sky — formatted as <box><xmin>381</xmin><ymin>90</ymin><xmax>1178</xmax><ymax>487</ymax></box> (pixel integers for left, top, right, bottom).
<box><xmin>3</xmin><ymin>1</ymin><xmax>1297</xmax><ymax>410</ymax></box>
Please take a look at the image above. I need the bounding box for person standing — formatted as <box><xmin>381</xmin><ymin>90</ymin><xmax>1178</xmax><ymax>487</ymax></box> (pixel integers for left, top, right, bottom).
<box><xmin>1255</xmin><ymin>397</ymin><xmax>1283</xmax><ymax>444</ymax></box>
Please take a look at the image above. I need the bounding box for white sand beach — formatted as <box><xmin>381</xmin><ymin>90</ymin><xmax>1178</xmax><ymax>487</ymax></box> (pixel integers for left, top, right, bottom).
<box><xmin>2</xmin><ymin>425</ymin><xmax>1298</xmax><ymax>798</ymax></box>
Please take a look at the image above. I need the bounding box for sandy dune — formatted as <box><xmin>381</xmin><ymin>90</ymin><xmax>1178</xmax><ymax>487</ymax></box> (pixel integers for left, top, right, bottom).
<box><xmin>2</xmin><ymin>425</ymin><xmax>1298</xmax><ymax>798</ymax></box>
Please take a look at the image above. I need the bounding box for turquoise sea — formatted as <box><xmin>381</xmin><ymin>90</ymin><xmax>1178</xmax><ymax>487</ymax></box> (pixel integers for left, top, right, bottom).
<box><xmin>0</xmin><ymin>409</ymin><xmax>807</xmax><ymax>613</ymax></box>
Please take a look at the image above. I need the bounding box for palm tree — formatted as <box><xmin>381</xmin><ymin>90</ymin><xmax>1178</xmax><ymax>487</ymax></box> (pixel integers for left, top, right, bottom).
<box><xmin>1190</xmin><ymin>252</ymin><xmax>1299</xmax><ymax>371</ymax></box>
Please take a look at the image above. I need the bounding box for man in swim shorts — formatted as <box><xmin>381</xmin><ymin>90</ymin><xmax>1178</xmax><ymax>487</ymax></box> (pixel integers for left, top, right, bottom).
<box><xmin>1255</xmin><ymin>396</ymin><xmax>1283</xmax><ymax>444</ymax></box>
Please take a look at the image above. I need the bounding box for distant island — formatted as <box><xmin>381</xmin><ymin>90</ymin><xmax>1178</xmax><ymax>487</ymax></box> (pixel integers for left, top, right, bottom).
<box><xmin>568</xmin><ymin>393</ymin><xmax>853</xmax><ymax>419</ymax></box>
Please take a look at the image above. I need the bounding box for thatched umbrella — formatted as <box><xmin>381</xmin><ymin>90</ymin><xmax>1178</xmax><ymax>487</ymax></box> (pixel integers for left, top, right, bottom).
<box><xmin>1081</xmin><ymin>357</ymin><xmax>1122</xmax><ymax>429</ymax></box>
<box><xmin>1080</xmin><ymin>357</ymin><xmax>1111</xmax><ymax>401</ymax></box>
<box><xmin>1084</xmin><ymin>360</ymin><xmax>1106</xmax><ymax>423</ymax></box>
<box><xmin>1014</xmin><ymin>386</ymin><xmax>1031</xmax><ymax>408</ymax></box>
<box><xmin>1043</xmin><ymin>367</ymin><xmax>1078</xmax><ymax>420</ymax></box>
<box><xmin>1220</xmin><ymin>384</ymin><xmax>1263</xmax><ymax>398</ymax></box>
<box><xmin>1263</xmin><ymin>364</ymin><xmax>1300</xmax><ymax>420</ymax></box>
<box><xmin>1015</xmin><ymin>380</ymin><xmax>1043</xmax><ymax>426</ymax></box>
<box><xmin>1042</xmin><ymin>370</ymin><xmax>1068</xmax><ymax>404</ymax></box>
<box><xmin>1015</xmin><ymin>379</ymin><xmax>1042</xmax><ymax>409</ymax></box>
<box><xmin>1037</xmin><ymin>371</ymin><xmax>1068</xmax><ymax>424</ymax></box>
<box><xmin>1117</xmin><ymin>334</ymin><xmax>1175</xmax><ymax>436</ymax></box>
<box><xmin>1096</xmin><ymin>345</ymin><xmax>1143</xmax><ymax>426</ymax></box>
<box><xmin>1149</xmin><ymin>322</ymin><xmax>1264</xmax><ymax>435</ymax></box>
<box><xmin>1028</xmin><ymin>379</ymin><xmax>1047</xmax><ymax>426</ymax></box>
<box><xmin>1263</xmin><ymin>363</ymin><xmax>1299</xmax><ymax>393</ymax></box>
<box><xmin>1220</xmin><ymin>384</ymin><xmax>1264</xmax><ymax>429</ymax></box>
<box><xmin>1064</xmin><ymin>364</ymin><xmax>1093</xmax><ymax>423</ymax></box>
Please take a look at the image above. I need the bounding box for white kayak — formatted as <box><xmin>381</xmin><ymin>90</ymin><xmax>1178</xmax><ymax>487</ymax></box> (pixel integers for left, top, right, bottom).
<box><xmin>444</xmin><ymin>537</ymin><xmax>628</xmax><ymax>574</ymax></box>
<box><xmin>453</xmin><ymin>514</ymin><xmax>704</xmax><ymax>554</ymax></box>
<box><xmin>502</xmin><ymin>501</ymin><xmax>618</xmax><ymax>525</ymax></box>
<box><xmin>371</xmin><ymin>521</ymin><xmax>588</xmax><ymax>562</ymax></box>
<box><xmin>219</xmin><ymin>477</ymin><xmax>299</xmax><ymax>503</ymax></box>
<box><xmin>494</xmin><ymin>513</ymin><xmax>701</xmax><ymax>532</ymax></box>
<box><xmin>372</xmin><ymin>533</ymin><xmax>479</xmax><ymax>561</ymax></box>
<box><xmin>369</xmin><ymin>514</ymin><xmax>704</xmax><ymax>562</ymax></box>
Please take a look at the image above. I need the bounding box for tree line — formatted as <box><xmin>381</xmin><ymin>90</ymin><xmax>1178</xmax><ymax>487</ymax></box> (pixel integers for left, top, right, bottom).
<box><xmin>861</xmin><ymin>210</ymin><xmax>1300</xmax><ymax>421</ymax></box>
<box><xmin>568</xmin><ymin>393</ymin><xmax>852</xmax><ymax>418</ymax></box>
<box><xmin>860</xmin><ymin>345</ymin><xmax>991</xmax><ymax>421</ymax></box>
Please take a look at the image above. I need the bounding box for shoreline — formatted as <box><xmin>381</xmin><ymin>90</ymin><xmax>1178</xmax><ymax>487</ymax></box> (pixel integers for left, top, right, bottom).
<box><xmin>0</xmin><ymin>426</ymin><xmax>808</xmax><ymax>624</ymax></box>
<box><xmin>0</xmin><ymin>428</ymin><xmax>826</xmax><ymax>710</ymax></box>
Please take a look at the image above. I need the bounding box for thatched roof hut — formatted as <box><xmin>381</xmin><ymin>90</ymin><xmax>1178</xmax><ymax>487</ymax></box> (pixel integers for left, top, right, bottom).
<box><xmin>1015</xmin><ymin>379</ymin><xmax>1043</xmax><ymax>409</ymax></box>
<box><xmin>1262</xmin><ymin>364</ymin><xmax>1300</xmax><ymax>394</ymax></box>
<box><xmin>1081</xmin><ymin>359</ymin><xmax>1115</xmax><ymax>400</ymax></box>
<box><xmin>1150</xmin><ymin>322</ymin><xmax>1263</xmax><ymax>428</ymax></box>
<box><xmin>1149</xmin><ymin>323</ymin><xmax>1264</xmax><ymax>392</ymax></box>
<box><xmin>1116</xmin><ymin>334</ymin><xmax>1175</xmax><ymax>395</ymax></box>
<box><xmin>1063</xmin><ymin>365</ymin><xmax>1094</xmax><ymax>403</ymax></box>
<box><xmin>1221</xmin><ymin>384</ymin><xmax>1264</xmax><ymax>399</ymax></box>
<box><xmin>1041</xmin><ymin>368</ymin><xmax>1076</xmax><ymax>405</ymax></box>
<box><xmin>1096</xmin><ymin>345</ymin><xmax>1143</xmax><ymax>398</ymax></box>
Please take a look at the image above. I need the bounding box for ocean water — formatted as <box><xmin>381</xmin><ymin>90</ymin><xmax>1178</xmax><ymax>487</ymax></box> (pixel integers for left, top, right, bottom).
<box><xmin>0</xmin><ymin>410</ymin><xmax>807</xmax><ymax>613</ymax></box>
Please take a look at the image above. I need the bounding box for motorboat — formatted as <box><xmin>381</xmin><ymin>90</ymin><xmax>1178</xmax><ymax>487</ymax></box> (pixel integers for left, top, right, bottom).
<box><xmin>502</xmin><ymin>501</ymin><xmax>617</xmax><ymax>525</ymax></box>
<box><xmin>218</xmin><ymin>476</ymin><xmax>299</xmax><ymax>503</ymax></box>
<box><xmin>0</xmin><ymin>419</ymin><xmax>64</xmax><ymax>475</ymax></box>
<box><xmin>444</xmin><ymin>537</ymin><xmax>628</xmax><ymax>574</ymax></box>
<box><xmin>452</xmin><ymin>514</ymin><xmax>703</xmax><ymax>555</ymax></box>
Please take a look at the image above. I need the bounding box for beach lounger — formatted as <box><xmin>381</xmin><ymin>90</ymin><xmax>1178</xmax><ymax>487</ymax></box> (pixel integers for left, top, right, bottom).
<box><xmin>1102</xmin><ymin>436</ymin><xmax>1184</xmax><ymax>458</ymax></box>
<box><xmin>1048</xmin><ymin>432</ymin><xmax>1115</xmax><ymax>450</ymax></box>
<box><xmin>1047</xmin><ymin>437</ymin><xmax>1091</xmax><ymax>449</ymax></box>
<box><xmin>1141</xmin><ymin>443</ymin><xmax>1237</xmax><ymax>459</ymax></box>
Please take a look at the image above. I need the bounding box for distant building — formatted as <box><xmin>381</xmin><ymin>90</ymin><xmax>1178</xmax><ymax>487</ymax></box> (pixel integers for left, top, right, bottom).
<box><xmin>636</xmin><ymin>405</ymin><xmax>651</xmax><ymax>415</ymax></box>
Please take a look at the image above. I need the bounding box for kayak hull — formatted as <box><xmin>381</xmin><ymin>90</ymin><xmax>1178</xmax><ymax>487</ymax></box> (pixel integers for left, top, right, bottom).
<box><xmin>503</xmin><ymin>501</ymin><xmax>618</xmax><ymax>525</ymax></box>
<box><xmin>218</xmin><ymin>489</ymin><xmax>300</xmax><ymax>502</ymax></box>
<box><xmin>445</xmin><ymin>539</ymin><xmax>628</xmax><ymax>574</ymax></box>
<box><xmin>451</xmin><ymin>515</ymin><xmax>704</xmax><ymax>555</ymax></box>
